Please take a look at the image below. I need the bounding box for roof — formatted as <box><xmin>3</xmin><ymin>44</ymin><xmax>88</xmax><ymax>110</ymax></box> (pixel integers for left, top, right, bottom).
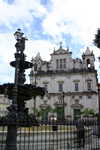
<box><xmin>34</xmin><ymin>52</ymin><xmax>43</xmax><ymax>62</ymax></box>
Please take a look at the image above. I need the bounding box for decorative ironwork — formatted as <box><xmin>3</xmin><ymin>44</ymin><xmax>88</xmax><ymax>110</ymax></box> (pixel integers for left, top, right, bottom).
<box><xmin>0</xmin><ymin>29</ymin><xmax>45</xmax><ymax>150</ymax></box>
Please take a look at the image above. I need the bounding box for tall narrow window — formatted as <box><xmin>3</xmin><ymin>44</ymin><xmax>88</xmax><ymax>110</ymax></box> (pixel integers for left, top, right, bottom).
<box><xmin>34</xmin><ymin>63</ymin><xmax>37</xmax><ymax>71</ymax></box>
<box><xmin>56</xmin><ymin>59</ymin><xmax>59</xmax><ymax>68</ymax></box>
<box><xmin>3</xmin><ymin>108</ymin><xmax>4</xmax><ymax>114</ymax></box>
<box><xmin>87</xmin><ymin>82</ymin><xmax>91</xmax><ymax>91</ymax></box>
<box><xmin>75</xmin><ymin>83</ymin><xmax>79</xmax><ymax>91</ymax></box>
<box><xmin>59</xmin><ymin>84</ymin><xmax>63</xmax><ymax>92</ymax></box>
<box><xmin>63</xmin><ymin>59</ymin><xmax>66</xmax><ymax>68</ymax></box>
<box><xmin>44</xmin><ymin>85</ymin><xmax>48</xmax><ymax>91</ymax></box>
<box><xmin>60</xmin><ymin>59</ymin><xmax>62</xmax><ymax>68</ymax></box>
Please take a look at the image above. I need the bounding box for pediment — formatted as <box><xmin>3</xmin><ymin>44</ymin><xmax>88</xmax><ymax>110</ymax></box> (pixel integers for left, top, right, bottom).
<box><xmin>55</xmin><ymin>49</ymin><xmax>67</xmax><ymax>54</ymax></box>
<box><xmin>73</xmin><ymin>79</ymin><xmax>80</xmax><ymax>82</ymax></box>
<box><xmin>43</xmin><ymin>81</ymin><xmax>49</xmax><ymax>84</ymax></box>
<box><xmin>57</xmin><ymin>80</ymin><xmax>64</xmax><ymax>83</ymax></box>
<box><xmin>86</xmin><ymin>77</ymin><xmax>92</xmax><ymax>82</ymax></box>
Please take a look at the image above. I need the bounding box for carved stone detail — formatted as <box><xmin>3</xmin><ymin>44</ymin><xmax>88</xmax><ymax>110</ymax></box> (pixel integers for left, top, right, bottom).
<box><xmin>54</xmin><ymin>95</ymin><xmax>67</xmax><ymax>106</ymax></box>
<box><xmin>71</xmin><ymin>99</ymin><xmax>83</xmax><ymax>109</ymax></box>
<box><xmin>73</xmin><ymin>79</ymin><xmax>80</xmax><ymax>82</ymax></box>
<box><xmin>43</xmin><ymin>81</ymin><xmax>49</xmax><ymax>84</ymax></box>
<box><xmin>57</xmin><ymin>80</ymin><xmax>64</xmax><ymax>83</ymax></box>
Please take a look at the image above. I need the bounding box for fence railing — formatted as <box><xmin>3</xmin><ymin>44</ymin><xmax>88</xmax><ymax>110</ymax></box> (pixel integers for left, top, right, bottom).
<box><xmin>0</xmin><ymin>118</ymin><xmax>100</xmax><ymax>150</ymax></box>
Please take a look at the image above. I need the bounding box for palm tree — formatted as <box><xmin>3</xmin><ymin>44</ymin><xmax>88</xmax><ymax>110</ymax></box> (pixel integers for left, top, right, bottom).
<box><xmin>80</xmin><ymin>108</ymin><xmax>95</xmax><ymax>116</ymax></box>
<box><xmin>31</xmin><ymin>106</ymin><xmax>63</xmax><ymax>121</ymax></box>
<box><xmin>49</xmin><ymin>106</ymin><xmax>63</xmax><ymax>120</ymax></box>
<box><xmin>54</xmin><ymin>106</ymin><xmax>63</xmax><ymax>114</ymax></box>
<box><xmin>31</xmin><ymin>107</ymin><xmax>42</xmax><ymax>120</ymax></box>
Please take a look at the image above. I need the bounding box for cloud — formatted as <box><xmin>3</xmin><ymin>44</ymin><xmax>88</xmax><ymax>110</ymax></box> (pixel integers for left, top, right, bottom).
<box><xmin>0</xmin><ymin>0</ymin><xmax>47</xmax><ymax>30</ymax></box>
<box><xmin>42</xmin><ymin>0</ymin><xmax>100</xmax><ymax>45</ymax></box>
<box><xmin>0</xmin><ymin>0</ymin><xmax>100</xmax><ymax>84</ymax></box>
<box><xmin>26</xmin><ymin>39</ymin><xmax>56</xmax><ymax>61</ymax></box>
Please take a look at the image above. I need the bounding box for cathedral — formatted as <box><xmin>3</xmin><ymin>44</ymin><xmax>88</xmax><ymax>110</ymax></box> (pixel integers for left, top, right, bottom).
<box><xmin>27</xmin><ymin>44</ymin><xmax>98</xmax><ymax>120</ymax></box>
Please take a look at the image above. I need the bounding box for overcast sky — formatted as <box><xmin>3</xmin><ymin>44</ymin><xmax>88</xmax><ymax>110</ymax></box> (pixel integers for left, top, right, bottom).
<box><xmin>0</xmin><ymin>0</ymin><xmax>100</xmax><ymax>84</ymax></box>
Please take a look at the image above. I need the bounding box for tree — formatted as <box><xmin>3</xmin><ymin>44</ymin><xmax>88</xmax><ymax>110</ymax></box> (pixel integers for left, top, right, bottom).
<box><xmin>93</xmin><ymin>28</ymin><xmax>100</xmax><ymax>49</ymax></box>
<box><xmin>80</xmin><ymin>108</ymin><xmax>95</xmax><ymax>116</ymax></box>
<box><xmin>31</xmin><ymin>106</ymin><xmax>63</xmax><ymax>120</ymax></box>
<box><xmin>31</xmin><ymin>107</ymin><xmax>42</xmax><ymax>119</ymax></box>
<box><xmin>48</xmin><ymin>106</ymin><xmax>63</xmax><ymax>119</ymax></box>
<box><xmin>31</xmin><ymin>106</ymin><xmax>53</xmax><ymax>120</ymax></box>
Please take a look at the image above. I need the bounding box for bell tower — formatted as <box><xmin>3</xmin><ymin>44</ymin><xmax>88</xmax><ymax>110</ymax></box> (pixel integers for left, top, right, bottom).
<box><xmin>82</xmin><ymin>47</ymin><xmax>95</xmax><ymax>70</ymax></box>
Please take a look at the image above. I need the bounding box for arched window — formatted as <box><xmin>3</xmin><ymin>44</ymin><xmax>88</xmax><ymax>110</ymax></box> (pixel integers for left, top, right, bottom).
<box><xmin>87</xmin><ymin>59</ymin><xmax>90</xmax><ymax>68</ymax></box>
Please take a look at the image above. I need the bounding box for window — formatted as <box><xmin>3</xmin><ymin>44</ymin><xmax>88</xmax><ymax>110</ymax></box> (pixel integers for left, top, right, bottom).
<box><xmin>6</xmin><ymin>107</ymin><xmax>8</xmax><ymax>114</ymax></box>
<box><xmin>56</xmin><ymin>59</ymin><xmax>66</xmax><ymax>68</ymax></box>
<box><xmin>79</xmin><ymin>96</ymin><xmax>82</xmax><ymax>99</ymax></box>
<box><xmin>72</xmin><ymin>96</ymin><xmax>75</xmax><ymax>99</ymax></box>
<box><xmin>59</xmin><ymin>84</ymin><xmax>63</xmax><ymax>92</ymax></box>
<box><xmin>44</xmin><ymin>85</ymin><xmax>47</xmax><ymax>91</ymax></box>
<box><xmin>3</xmin><ymin>108</ymin><xmax>4</xmax><ymax>114</ymax></box>
<box><xmin>87</xmin><ymin>82</ymin><xmax>91</xmax><ymax>91</ymax></box>
<box><xmin>60</xmin><ymin>59</ymin><xmax>62</xmax><ymax>67</ymax></box>
<box><xmin>88</xmin><ymin>96</ymin><xmax>91</xmax><ymax>99</ymax></box>
<box><xmin>48</xmin><ymin>97</ymin><xmax>51</xmax><ymax>100</ymax></box>
<box><xmin>56</xmin><ymin>59</ymin><xmax>59</xmax><ymax>68</ymax></box>
<box><xmin>75</xmin><ymin>83</ymin><xmax>79</xmax><ymax>91</ymax></box>
<box><xmin>34</xmin><ymin>63</ymin><xmax>37</xmax><ymax>71</ymax></box>
<box><xmin>63</xmin><ymin>59</ymin><xmax>66</xmax><ymax>68</ymax></box>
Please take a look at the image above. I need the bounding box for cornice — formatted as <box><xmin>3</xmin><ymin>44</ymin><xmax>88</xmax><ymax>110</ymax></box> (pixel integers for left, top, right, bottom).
<box><xmin>48</xmin><ymin>91</ymin><xmax>97</xmax><ymax>96</ymax></box>
<box><xmin>30</xmin><ymin>68</ymin><xmax>97</xmax><ymax>76</ymax></box>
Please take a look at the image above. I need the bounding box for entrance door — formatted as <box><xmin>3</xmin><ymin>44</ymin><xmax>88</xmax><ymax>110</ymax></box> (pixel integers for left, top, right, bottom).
<box><xmin>74</xmin><ymin>109</ymin><xmax>81</xmax><ymax>121</ymax></box>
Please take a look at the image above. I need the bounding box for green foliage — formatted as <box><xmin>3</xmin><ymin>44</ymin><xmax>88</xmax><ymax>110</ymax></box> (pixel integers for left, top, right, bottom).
<box><xmin>31</xmin><ymin>107</ymin><xmax>42</xmax><ymax>117</ymax></box>
<box><xmin>80</xmin><ymin>108</ymin><xmax>95</xmax><ymax>116</ymax></box>
<box><xmin>31</xmin><ymin>106</ymin><xmax>63</xmax><ymax>118</ymax></box>
<box><xmin>46</xmin><ymin>106</ymin><xmax>52</xmax><ymax>113</ymax></box>
<box><xmin>93</xmin><ymin>28</ymin><xmax>100</xmax><ymax>49</ymax></box>
<box><xmin>53</xmin><ymin>106</ymin><xmax>62</xmax><ymax>115</ymax></box>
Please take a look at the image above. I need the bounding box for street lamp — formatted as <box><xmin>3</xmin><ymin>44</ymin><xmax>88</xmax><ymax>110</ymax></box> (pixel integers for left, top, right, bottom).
<box><xmin>98</xmin><ymin>56</ymin><xmax>100</xmax><ymax>138</ymax></box>
<box><xmin>97</xmin><ymin>83</ymin><xmax>100</xmax><ymax>138</ymax></box>
<box><xmin>5</xmin><ymin>29</ymin><xmax>23</xmax><ymax>150</ymax></box>
<box><xmin>62</xmin><ymin>91</ymin><xmax>65</xmax><ymax>124</ymax></box>
<box><xmin>33</xmin><ymin>63</ymin><xmax>37</xmax><ymax>114</ymax></box>
<box><xmin>3</xmin><ymin>29</ymin><xmax>45</xmax><ymax>149</ymax></box>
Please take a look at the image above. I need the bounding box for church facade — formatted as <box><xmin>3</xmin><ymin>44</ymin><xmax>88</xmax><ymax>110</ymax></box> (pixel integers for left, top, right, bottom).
<box><xmin>27</xmin><ymin>44</ymin><xmax>98</xmax><ymax>120</ymax></box>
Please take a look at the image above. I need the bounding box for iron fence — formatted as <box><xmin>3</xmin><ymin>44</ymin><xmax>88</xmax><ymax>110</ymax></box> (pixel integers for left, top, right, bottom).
<box><xmin>0</xmin><ymin>118</ymin><xmax>100</xmax><ymax>150</ymax></box>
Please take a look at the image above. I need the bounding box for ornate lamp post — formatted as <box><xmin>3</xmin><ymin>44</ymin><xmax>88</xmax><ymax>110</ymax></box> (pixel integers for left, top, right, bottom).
<box><xmin>62</xmin><ymin>91</ymin><xmax>65</xmax><ymax>124</ymax></box>
<box><xmin>98</xmin><ymin>56</ymin><xmax>100</xmax><ymax>138</ymax></box>
<box><xmin>0</xmin><ymin>29</ymin><xmax>45</xmax><ymax>150</ymax></box>
<box><xmin>33</xmin><ymin>63</ymin><xmax>37</xmax><ymax>114</ymax></box>
<box><xmin>97</xmin><ymin>83</ymin><xmax>100</xmax><ymax>138</ymax></box>
<box><xmin>5</xmin><ymin>29</ymin><xmax>24</xmax><ymax>150</ymax></box>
